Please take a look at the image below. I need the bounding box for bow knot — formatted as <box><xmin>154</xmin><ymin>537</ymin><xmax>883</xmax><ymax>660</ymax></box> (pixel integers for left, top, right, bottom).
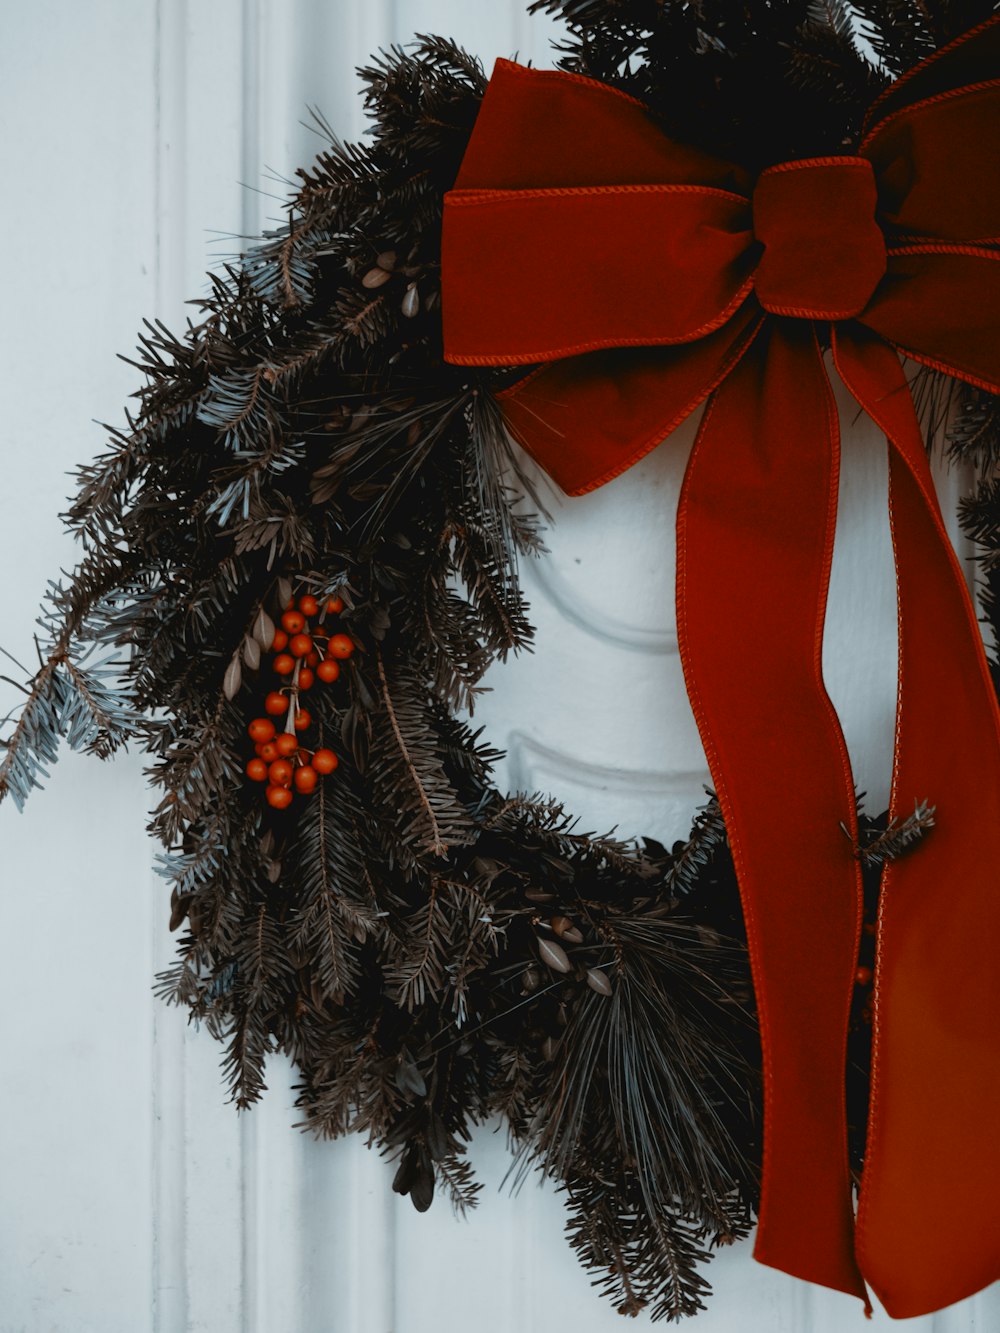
<box><xmin>752</xmin><ymin>157</ymin><xmax>885</xmax><ymax>319</ymax></box>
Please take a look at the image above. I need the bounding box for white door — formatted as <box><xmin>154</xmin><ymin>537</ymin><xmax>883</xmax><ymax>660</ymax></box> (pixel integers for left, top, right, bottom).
<box><xmin>1</xmin><ymin>3</ymin><xmax>995</xmax><ymax>1330</ymax></box>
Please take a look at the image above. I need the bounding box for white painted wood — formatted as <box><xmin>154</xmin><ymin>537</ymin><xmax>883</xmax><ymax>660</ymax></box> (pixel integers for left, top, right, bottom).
<box><xmin>0</xmin><ymin>2</ymin><xmax>996</xmax><ymax>1330</ymax></box>
<box><xmin>0</xmin><ymin>5</ymin><xmax>160</xmax><ymax>1332</ymax></box>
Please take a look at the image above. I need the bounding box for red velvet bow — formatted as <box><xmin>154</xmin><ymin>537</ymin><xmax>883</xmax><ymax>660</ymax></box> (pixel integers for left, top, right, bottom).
<box><xmin>441</xmin><ymin>18</ymin><xmax>1000</xmax><ymax>1319</ymax></box>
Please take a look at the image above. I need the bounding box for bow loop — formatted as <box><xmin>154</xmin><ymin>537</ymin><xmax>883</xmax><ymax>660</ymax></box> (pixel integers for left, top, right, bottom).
<box><xmin>442</xmin><ymin>185</ymin><xmax>753</xmax><ymax>365</ymax></box>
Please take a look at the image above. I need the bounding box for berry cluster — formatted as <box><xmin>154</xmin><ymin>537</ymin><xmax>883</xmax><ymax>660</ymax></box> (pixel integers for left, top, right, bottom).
<box><xmin>244</xmin><ymin>593</ymin><xmax>354</xmax><ymax>809</ymax></box>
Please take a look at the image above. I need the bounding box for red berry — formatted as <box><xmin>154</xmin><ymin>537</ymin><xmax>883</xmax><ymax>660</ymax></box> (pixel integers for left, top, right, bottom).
<box><xmin>281</xmin><ymin>610</ymin><xmax>305</xmax><ymax>634</ymax></box>
<box><xmin>316</xmin><ymin>659</ymin><xmax>340</xmax><ymax>684</ymax></box>
<box><xmin>298</xmin><ymin>594</ymin><xmax>319</xmax><ymax>617</ymax></box>
<box><xmin>312</xmin><ymin>748</ymin><xmax>338</xmax><ymax>775</ymax></box>
<box><xmin>275</xmin><ymin>732</ymin><xmax>298</xmax><ymax>757</ymax></box>
<box><xmin>326</xmin><ymin>596</ymin><xmax>344</xmax><ymax>614</ymax></box>
<box><xmin>258</xmin><ymin>742</ymin><xmax>278</xmax><ymax>763</ymax></box>
<box><xmin>273</xmin><ymin>653</ymin><xmax>295</xmax><ymax>675</ymax></box>
<box><xmin>306</xmin><ymin>649</ymin><xmax>320</xmax><ymax>668</ymax></box>
<box><xmin>268</xmin><ymin>758</ymin><xmax>294</xmax><ymax>787</ymax></box>
<box><xmin>289</xmin><ymin>633</ymin><xmax>313</xmax><ymax>658</ymax></box>
<box><xmin>246</xmin><ymin>758</ymin><xmax>268</xmax><ymax>782</ymax></box>
<box><xmin>297</xmin><ymin>668</ymin><xmax>315</xmax><ymax>690</ymax></box>
<box><xmin>293</xmin><ymin>708</ymin><xmax>312</xmax><ymax>732</ymax></box>
<box><xmin>855</xmin><ymin>965</ymin><xmax>873</xmax><ymax>987</ymax></box>
<box><xmin>264</xmin><ymin>691</ymin><xmax>287</xmax><ymax>716</ymax></box>
<box><xmin>272</xmin><ymin>629</ymin><xmax>289</xmax><ymax>651</ymax></box>
<box><xmin>294</xmin><ymin>765</ymin><xmax>319</xmax><ymax>794</ymax></box>
<box><xmin>327</xmin><ymin>633</ymin><xmax>355</xmax><ymax>660</ymax></box>
<box><xmin>248</xmin><ymin>717</ymin><xmax>275</xmax><ymax>743</ymax></box>
<box><xmin>266</xmin><ymin>784</ymin><xmax>293</xmax><ymax>810</ymax></box>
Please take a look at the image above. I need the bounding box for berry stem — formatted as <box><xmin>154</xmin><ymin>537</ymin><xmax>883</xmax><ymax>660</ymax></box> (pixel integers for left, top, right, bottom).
<box><xmin>284</xmin><ymin>658</ymin><xmax>301</xmax><ymax>736</ymax></box>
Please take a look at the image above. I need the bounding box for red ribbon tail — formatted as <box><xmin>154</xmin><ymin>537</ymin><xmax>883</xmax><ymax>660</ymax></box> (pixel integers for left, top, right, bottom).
<box><xmin>676</xmin><ymin>321</ymin><xmax>868</xmax><ymax>1302</ymax></box>
<box><xmin>834</xmin><ymin>325</ymin><xmax>1000</xmax><ymax>1317</ymax></box>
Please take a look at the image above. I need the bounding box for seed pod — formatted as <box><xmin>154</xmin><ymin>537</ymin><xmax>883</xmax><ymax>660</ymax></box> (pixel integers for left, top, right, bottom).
<box><xmin>168</xmin><ymin>890</ymin><xmax>191</xmax><ymax>933</ymax></box>
<box><xmin>395</xmin><ymin>1055</ymin><xmax>427</xmax><ymax>1099</ymax></box>
<box><xmin>409</xmin><ymin>1152</ymin><xmax>435</xmax><ymax>1214</ymax></box>
<box><xmin>537</xmin><ymin>936</ymin><xmax>572</xmax><ymax>974</ymax></box>
<box><xmin>362</xmin><ymin>266</ymin><xmax>391</xmax><ymax>288</ymax></box>
<box><xmin>586</xmin><ymin>967</ymin><xmax>613</xmax><ymax>997</ymax></box>
<box><xmin>376</xmin><ymin>250</ymin><xmax>397</xmax><ymax>271</ymax></box>
<box><xmin>401</xmin><ymin>283</ymin><xmax>419</xmax><ymax>318</ymax></box>
<box><xmin>425</xmin><ymin>1112</ymin><xmax>451</xmax><ymax>1163</ymax></box>
<box><xmin>346</xmin><ymin>402</ymin><xmax>374</xmax><ymax>434</ymax></box>
<box><xmin>223</xmin><ymin>654</ymin><xmax>242</xmax><ymax>700</ymax></box>
<box><xmin>253</xmin><ymin>608</ymin><xmax>275</xmax><ymax>650</ymax></box>
<box><xmin>276</xmin><ymin>577</ymin><xmax>293</xmax><ymax>608</ymax></box>
<box><xmin>242</xmin><ymin>635</ymin><xmax>261</xmax><ymax>670</ymax></box>
<box><xmin>521</xmin><ymin>965</ymin><xmax>542</xmax><ymax>993</ymax></box>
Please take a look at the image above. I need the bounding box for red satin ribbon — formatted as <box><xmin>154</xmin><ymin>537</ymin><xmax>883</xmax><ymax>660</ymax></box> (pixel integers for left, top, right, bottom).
<box><xmin>441</xmin><ymin>18</ymin><xmax>1000</xmax><ymax>1319</ymax></box>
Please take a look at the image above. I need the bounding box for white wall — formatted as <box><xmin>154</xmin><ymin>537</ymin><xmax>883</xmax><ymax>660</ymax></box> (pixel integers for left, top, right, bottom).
<box><xmin>0</xmin><ymin>3</ymin><xmax>993</xmax><ymax>1330</ymax></box>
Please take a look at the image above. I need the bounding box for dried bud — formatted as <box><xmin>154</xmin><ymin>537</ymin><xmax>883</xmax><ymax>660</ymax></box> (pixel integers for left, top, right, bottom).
<box><xmin>242</xmin><ymin>635</ymin><xmax>261</xmax><ymax>670</ymax></box>
<box><xmin>253</xmin><ymin>608</ymin><xmax>275</xmax><ymax>650</ymax></box>
<box><xmin>223</xmin><ymin>655</ymin><xmax>242</xmax><ymax>700</ymax></box>
<box><xmin>521</xmin><ymin>965</ymin><xmax>542</xmax><ymax>993</ymax></box>
<box><xmin>376</xmin><ymin>250</ymin><xmax>397</xmax><ymax>271</ymax></box>
<box><xmin>550</xmin><ymin>915</ymin><xmax>584</xmax><ymax>944</ymax></box>
<box><xmin>276</xmin><ymin>577</ymin><xmax>293</xmax><ymax>608</ymax></box>
<box><xmin>537</xmin><ymin>936</ymin><xmax>572</xmax><ymax>974</ymax></box>
<box><xmin>586</xmin><ymin>967</ymin><xmax>613</xmax><ymax>997</ymax></box>
<box><xmin>362</xmin><ymin>266</ymin><xmax>391</xmax><ymax>289</ymax></box>
<box><xmin>401</xmin><ymin>283</ymin><xmax>419</xmax><ymax>318</ymax></box>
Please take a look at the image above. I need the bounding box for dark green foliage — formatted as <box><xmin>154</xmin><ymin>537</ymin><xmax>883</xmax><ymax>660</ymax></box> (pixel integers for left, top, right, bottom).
<box><xmin>2</xmin><ymin>2</ymin><xmax>997</xmax><ymax>1321</ymax></box>
<box><xmin>529</xmin><ymin>0</ymin><xmax>998</xmax><ymax>165</ymax></box>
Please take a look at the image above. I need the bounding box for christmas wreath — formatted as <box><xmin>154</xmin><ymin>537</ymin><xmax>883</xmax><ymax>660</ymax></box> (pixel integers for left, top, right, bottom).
<box><xmin>3</xmin><ymin>0</ymin><xmax>1000</xmax><ymax>1321</ymax></box>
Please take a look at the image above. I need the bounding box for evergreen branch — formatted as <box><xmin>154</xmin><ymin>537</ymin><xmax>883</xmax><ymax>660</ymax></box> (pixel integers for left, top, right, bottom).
<box><xmin>374</xmin><ymin>646</ymin><xmax>451</xmax><ymax>858</ymax></box>
<box><xmin>848</xmin><ymin>800</ymin><xmax>936</xmax><ymax>866</ymax></box>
